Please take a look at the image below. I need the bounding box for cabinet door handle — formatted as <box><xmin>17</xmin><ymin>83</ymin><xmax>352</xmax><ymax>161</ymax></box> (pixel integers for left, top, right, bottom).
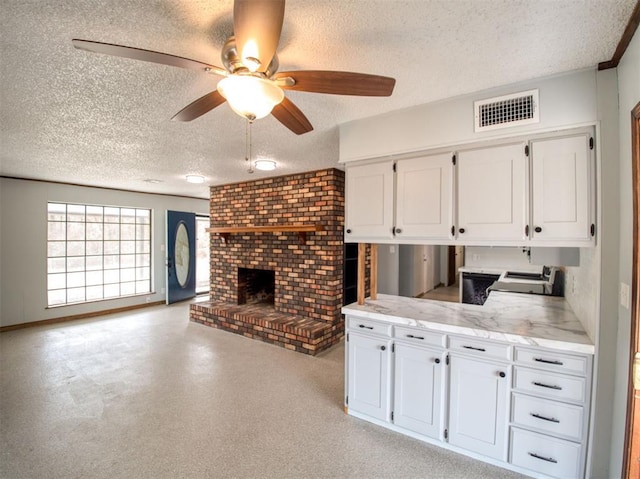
<box><xmin>530</xmin><ymin>413</ymin><xmax>560</xmax><ymax>423</ymax></box>
<box><xmin>525</xmin><ymin>224</ymin><xmax>529</xmax><ymax>236</ymax></box>
<box><xmin>498</xmin><ymin>371</ymin><xmax>506</xmax><ymax>378</ymax></box>
<box><xmin>346</xmin><ymin>229</ymin><xmax>352</xmax><ymax>234</ymax></box>
<box><xmin>395</xmin><ymin>228</ymin><xmax>402</xmax><ymax>234</ymax></box>
<box><xmin>534</xmin><ymin>226</ymin><xmax>542</xmax><ymax>233</ymax></box>
<box><xmin>406</xmin><ymin>334</ymin><xmax>425</xmax><ymax>340</ymax></box>
<box><xmin>462</xmin><ymin>345</ymin><xmax>485</xmax><ymax>352</ymax></box>
<box><xmin>380</xmin><ymin>345</ymin><xmax>386</xmax><ymax>351</ymax></box>
<box><xmin>358</xmin><ymin>324</ymin><xmax>374</xmax><ymax>330</ymax></box>
<box><xmin>533</xmin><ymin>381</ymin><xmax>562</xmax><ymax>390</ymax></box>
<box><xmin>534</xmin><ymin>357</ymin><xmax>564</xmax><ymax>366</ymax></box>
<box><xmin>528</xmin><ymin>452</ymin><xmax>558</xmax><ymax>464</ymax></box>
<box><xmin>459</xmin><ymin>227</ymin><xmax>466</xmax><ymax>234</ymax></box>
<box><xmin>434</xmin><ymin>358</ymin><xmax>441</xmax><ymax>364</ymax></box>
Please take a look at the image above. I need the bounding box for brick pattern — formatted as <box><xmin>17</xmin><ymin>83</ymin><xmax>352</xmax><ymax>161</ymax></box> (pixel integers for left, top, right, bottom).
<box><xmin>189</xmin><ymin>168</ymin><xmax>346</xmax><ymax>355</ymax></box>
<box><xmin>190</xmin><ymin>301</ymin><xmax>343</xmax><ymax>355</ymax></box>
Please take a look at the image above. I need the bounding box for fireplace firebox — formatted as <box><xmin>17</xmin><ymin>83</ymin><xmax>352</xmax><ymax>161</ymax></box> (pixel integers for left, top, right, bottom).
<box><xmin>237</xmin><ymin>268</ymin><xmax>275</xmax><ymax>305</ymax></box>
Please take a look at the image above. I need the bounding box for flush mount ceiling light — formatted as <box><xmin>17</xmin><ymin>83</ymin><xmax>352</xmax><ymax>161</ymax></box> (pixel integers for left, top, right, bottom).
<box><xmin>217</xmin><ymin>75</ymin><xmax>284</xmax><ymax>121</ymax></box>
<box><xmin>254</xmin><ymin>159</ymin><xmax>276</xmax><ymax>171</ymax></box>
<box><xmin>185</xmin><ymin>174</ymin><xmax>205</xmax><ymax>184</ymax></box>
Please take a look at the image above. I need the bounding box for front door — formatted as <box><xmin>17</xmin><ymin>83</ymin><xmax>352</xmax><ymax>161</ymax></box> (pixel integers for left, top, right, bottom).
<box><xmin>166</xmin><ymin>210</ymin><xmax>196</xmax><ymax>304</ymax></box>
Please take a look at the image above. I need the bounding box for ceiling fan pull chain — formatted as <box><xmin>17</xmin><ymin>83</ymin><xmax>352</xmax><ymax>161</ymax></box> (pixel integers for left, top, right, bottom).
<box><xmin>246</xmin><ymin>119</ymin><xmax>254</xmax><ymax>174</ymax></box>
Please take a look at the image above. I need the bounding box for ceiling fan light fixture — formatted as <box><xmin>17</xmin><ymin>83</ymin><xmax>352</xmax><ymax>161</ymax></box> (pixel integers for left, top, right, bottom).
<box><xmin>254</xmin><ymin>159</ymin><xmax>276</xmax><ymax>171</ymax></box>
<box><xmin>217</xmin><ymin>75</ymin><xmax>284</xmax><ymax>121</ymax></box>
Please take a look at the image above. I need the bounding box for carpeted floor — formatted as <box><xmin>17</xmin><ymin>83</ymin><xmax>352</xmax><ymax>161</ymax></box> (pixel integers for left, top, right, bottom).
<box><xmin>0</xmin><ymin>301</ymin><xmax>524</xmax><ymax>479</ymax></box>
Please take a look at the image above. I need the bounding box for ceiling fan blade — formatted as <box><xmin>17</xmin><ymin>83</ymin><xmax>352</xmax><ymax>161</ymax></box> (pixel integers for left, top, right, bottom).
<box><xmin>72</xmin><ymin>39</ymin><xmax>227</xmax><ymax>76</ymax></box>
<box><xmin>233</xmin><ymin>0</ymin><xmax>285</xmax><ymax>72</ymax></box>
<box><xmin>271</xmin><ymin>96</ymin><xmax>313</xmax><ymax>135</ymax></box>
<box><xmin>274</xmin><ymin>71</ymin><xmax>396</xmax><ymax>96</ymax></box>
<box><xmin>171</xmin><ymin>91</ymin><xmax>227</xmax><ymax>122</ymax></box>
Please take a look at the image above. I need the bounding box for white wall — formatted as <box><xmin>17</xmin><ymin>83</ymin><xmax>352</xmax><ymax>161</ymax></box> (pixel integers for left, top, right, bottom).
<box><xmin>340</xmin><ymin>69</ymin><xmax>598</xmax><ymax>163</ymax></box>
<box><xmin>464</xmin><ymin>246</ymin><xmax>534</xmax><ymax>271</ymax></box>
<box><xmin>376</xmin><ymin>244</ymin><xmax>399</xmax><ymax>295</ymax></box>
<box><xmin>607</xmin><ymin>27</ymin><xmax>640</xmax><ymax>478</ymax></box>
<box><xmin>0</xmin><ymin>178</ymin><xmax>208</xmax><ymax>327</ymax></box>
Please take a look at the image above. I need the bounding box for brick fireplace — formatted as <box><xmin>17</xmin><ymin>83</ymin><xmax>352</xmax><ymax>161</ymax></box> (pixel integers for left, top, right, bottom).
<box><xmin>189</xmin><ymin>168</ymin><xmax>345</xmax><ymax>355</ymax></box>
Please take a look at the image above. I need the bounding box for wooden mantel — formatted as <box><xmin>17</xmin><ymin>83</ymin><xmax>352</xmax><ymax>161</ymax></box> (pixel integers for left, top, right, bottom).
<box><xmin>207</xmin><ymin>224</ymin><xmax>324</xmax><ymax>244</ymax></box>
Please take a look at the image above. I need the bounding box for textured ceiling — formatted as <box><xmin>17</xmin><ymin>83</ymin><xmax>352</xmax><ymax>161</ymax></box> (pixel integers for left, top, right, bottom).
<box><xmin>0</xmin><ymin>0</ymin><xmax>635</xmax><ymax>199</ymax></box>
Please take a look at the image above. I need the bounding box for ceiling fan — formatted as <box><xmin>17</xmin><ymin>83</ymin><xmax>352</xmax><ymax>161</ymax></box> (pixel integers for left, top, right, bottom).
<box><xmin>72</xmin><ymin>0</ymin><xmax>396</xmax><ymax>135</ymax></box>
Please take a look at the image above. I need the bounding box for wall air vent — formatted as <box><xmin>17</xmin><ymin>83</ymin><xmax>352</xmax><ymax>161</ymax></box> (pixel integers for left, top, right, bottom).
<box><xmin>474</xmin><ymin>89</ymin><xmax>539</xmax><ymax>132</ymax></box>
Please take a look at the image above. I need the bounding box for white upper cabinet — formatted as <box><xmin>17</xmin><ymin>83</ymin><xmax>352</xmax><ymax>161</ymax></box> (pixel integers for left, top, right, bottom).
<box><xmin>343</xmin><ymin>127</ymin><xmax>596</xmax><ymax>246</ymax></box>
<box><xmin>529</xmin><ymin>133</ymin><xmax>594</xmax><ymax>245</ymax></box>
<box><xmin>457</xmin><ymin>142</ymin><xmax>528</xmax><ymax>243</ymax></box>
<box><xmin>395</xmin><ymin>153</ymin><xmax>453</xmax><ymax>240</ymax></box>
<box><xmin>345</xmin><ymin>160</ymin><xmax>394</xmax><ymax>241</ymax></box>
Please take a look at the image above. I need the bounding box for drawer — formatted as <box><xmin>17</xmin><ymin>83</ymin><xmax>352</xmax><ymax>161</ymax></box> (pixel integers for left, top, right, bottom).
<box><xmin>512</xmin><ymin>393</ymin><xmax>584</xmax><ymax>441</ymax></box>
<box><xmin>346</xmin><ymin>316</ymin><xmax>392</xmax><ymax>337</ymax></box>
<box><xmin>449</xmin><ymin>335</ymin><xmax>511</xmax><ymax>361</ymax></box>
<box><xmin>394</xmin><ymin>326</ymin><xmax>446</xmax><ymax>348</ymax></box>
<box><xmin>514</xmin><ymin>347</ymin><xmax>590</xmax><ymax>376</ymax></box>
<box><xmin>510</xmin><ymin>427</ymin><xmax>582</xmax><ymax>479</ymax></box>
<box><xmin>513</xmin><ymin>367</ymin><xmax>587</xmax><ymax>403</ymax></box>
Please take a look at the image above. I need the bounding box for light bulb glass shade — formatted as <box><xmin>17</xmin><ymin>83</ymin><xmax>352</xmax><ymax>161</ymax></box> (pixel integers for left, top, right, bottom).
<box><xmin>254</xmin><ymin>159</ymin><xmax>276</xmax><ymax>171</ymax></box>
<box><xmin>217</xmin><ymin>75</ymin><xmax>284</xmax><ymax>121</ymax></box>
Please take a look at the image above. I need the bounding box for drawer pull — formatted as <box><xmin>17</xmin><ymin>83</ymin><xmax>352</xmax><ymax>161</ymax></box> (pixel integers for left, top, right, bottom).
<box><xmin>533</xmin><ymin>381</ymin><xmax>563</xmax><ymax>391</ymax></box>
<box><xmin>534</xmin><ymin>357</ymin><xmax>564</xmax><ymax>366</ymax></box>
<box><xmin>462</xmin><ymin>345</ymin><xmax>486</xmax><ymax>352</ymax></box>
<box><xmin>406</xmin><ymin>334</ymin><xmax>425</xmax><ymax>340</ymax></box>
<box><xmin>530</xmin><ymin>413</ymin><xmax>560</xmax><ymax>423</ymax></box>
<box><xmin>358</xmin><ymin>324</ymin><xmax>374</xmax><ymax>330</ymax></box>
<box><xmin>528</xmin><ymin>452</ymin><xmax>558</xmax><ymax>464</ymax></box>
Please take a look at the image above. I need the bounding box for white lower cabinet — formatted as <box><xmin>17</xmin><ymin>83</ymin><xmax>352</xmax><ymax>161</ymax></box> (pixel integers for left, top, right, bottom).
<box><xmin>448</xmin><ymin>354</ymin><xmax>510</xmax><ymax>460</ymax></box>
<box><xmin>345</xmin><ymin>317</ymin><xmax>593</xmax><ymax>479</ymax></box>
<box><xmin>510</xmin><ymin>427</ymin><xmax>582</xmax><ymax>478</ymax></box>
<box><xmin>509</xmin><ymin>346</ymin><xmax>592</xmax><ymax>479</ymax></box>
<box><xmin>347</xmin><ymin>332</ymin><xmax>391</xmax><ymax>422</ymax></box>
<box><xmin>393</xmin><ymin>342</ymin><xmax>444</xmax><ymax>439</ymax></box>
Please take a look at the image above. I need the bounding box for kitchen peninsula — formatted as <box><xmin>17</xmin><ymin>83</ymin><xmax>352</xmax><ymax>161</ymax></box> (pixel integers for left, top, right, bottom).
<box><xmin>343</xmin><ymin>292</ymin><xmax>594</xmax><ymax>479</ymax></box>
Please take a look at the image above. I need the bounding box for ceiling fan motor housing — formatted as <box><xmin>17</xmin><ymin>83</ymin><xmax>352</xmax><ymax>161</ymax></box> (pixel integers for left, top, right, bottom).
<box><xmin>221</xmin><ymin>36</ymin><xmax>279</xmax><ymax>78</ymax></box>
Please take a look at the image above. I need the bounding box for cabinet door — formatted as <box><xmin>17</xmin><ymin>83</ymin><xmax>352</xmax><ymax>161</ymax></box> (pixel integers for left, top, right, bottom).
<box><xmin>530</xmin><ymin>133</ymin><xmax>593</xmax><ymax>244</ymax></box>
<box><xmin>448</xmin><ymin>355</ymin><xmax>510</xmax><ymax>460</ymax></box>
<box><xmin>457</xmin><ymin>143</ymin><xmax>527</xmax><ymax>242</ymax></box>
<box><xmin>393</xmin><ymin>342</ymin><xmax>444</xmax><ymax>439</ymax></box>
<box><xmin>345</xmin><ymin>161</ymin><xmax>394</xmax><ymax>240</ymax></box>
<box><xmin>395</xmin><ymin>153</ymin><xmax>453</xmax><ymax>240</ymax></box>
<box><xmin>347</xmin><ymin>333</ymin><xmax>391</xmax><ymax>421</ymax></box>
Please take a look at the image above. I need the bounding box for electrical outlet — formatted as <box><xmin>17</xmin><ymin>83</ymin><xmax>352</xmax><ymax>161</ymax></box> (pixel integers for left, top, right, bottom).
<box><xmin>621</xmin><ymin>282</ymin><xmax>630</xmax><ymax>309</ymax></box>
<box><xmin>161</xmin><ymin>287</ymin><xmax>166</xmax><ymax>294</ymax></box>
<box><xmin>472</xmin><ymin>254</ymin><xmax>479</xmax><ymax>262</ymax></box>
<box><xmin>146</xmin><ymin>297</ymin><xmax>151</xmax><ymax>303</ymax></box>
<box><xmin>389</xmin><ymin>245</ymin><xmax>395</xmax><ymax>254</ymax></box>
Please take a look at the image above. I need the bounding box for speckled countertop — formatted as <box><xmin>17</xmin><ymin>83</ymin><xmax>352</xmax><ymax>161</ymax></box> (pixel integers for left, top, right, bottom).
<box><xmin>342</xmin><ymin>292</ymin><xmax>594</xmax><ymax>355</ymax></box>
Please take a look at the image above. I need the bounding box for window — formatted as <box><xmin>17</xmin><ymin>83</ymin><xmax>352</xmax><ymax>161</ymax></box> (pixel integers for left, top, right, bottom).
<box><xmin>47</xmin><ymin>203</ymin><xmax>152</xmax><ymax>307</ymax></box>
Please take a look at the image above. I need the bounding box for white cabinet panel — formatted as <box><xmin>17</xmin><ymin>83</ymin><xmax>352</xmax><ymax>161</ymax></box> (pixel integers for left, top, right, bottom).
<box><xmin>393</xmin><ymin>343</ymin><xmax>444</xmax><ymax>439</ymax></box>
<box><xmin>448</xmin><ymin>355</ymin><xmax>509</xmax><ymax>460</ymax></box>
<box><xmin>457</xmin><ymin>142</ymin><xmax>527</xmax><ymax>242</ymax></box>
<box><xmin>395</xmin><ymin>154</ymin><xmax>453</xmax><ymax>240</ymax></box>
<box><xmin>512</xmin><ymin>393</ymin><xmax>584</xmax><ymax>441</ymax></box>
<box><xmin>510</xmin><ymin>427</ymin><xmax>582</xmax><ymax>479</ymax></box>
<box><xmin>347</xmin><ymin>333</ymin><xmax>391</xmax><ymax>421</ymax></box>
<box><xmin>513</xmin><ymin>367</ymin><xmax>587</xmax><ymax>403</ymax></box>
<box><xmin>345</xmin><ymin>161</ymin><xmax>394</xmax><ymax>240</ymax></box>
<box><xmin>530</xmin><ymin>133</ymin><xmax>594</xmax><ymax>244</ymax></box>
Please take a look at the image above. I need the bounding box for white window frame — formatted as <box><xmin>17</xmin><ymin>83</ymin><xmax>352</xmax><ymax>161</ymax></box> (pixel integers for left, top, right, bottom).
<box><xmin>46</xmin><ymin>202</ymin><xmax>152</xmax><ymax>307</ymax></box>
